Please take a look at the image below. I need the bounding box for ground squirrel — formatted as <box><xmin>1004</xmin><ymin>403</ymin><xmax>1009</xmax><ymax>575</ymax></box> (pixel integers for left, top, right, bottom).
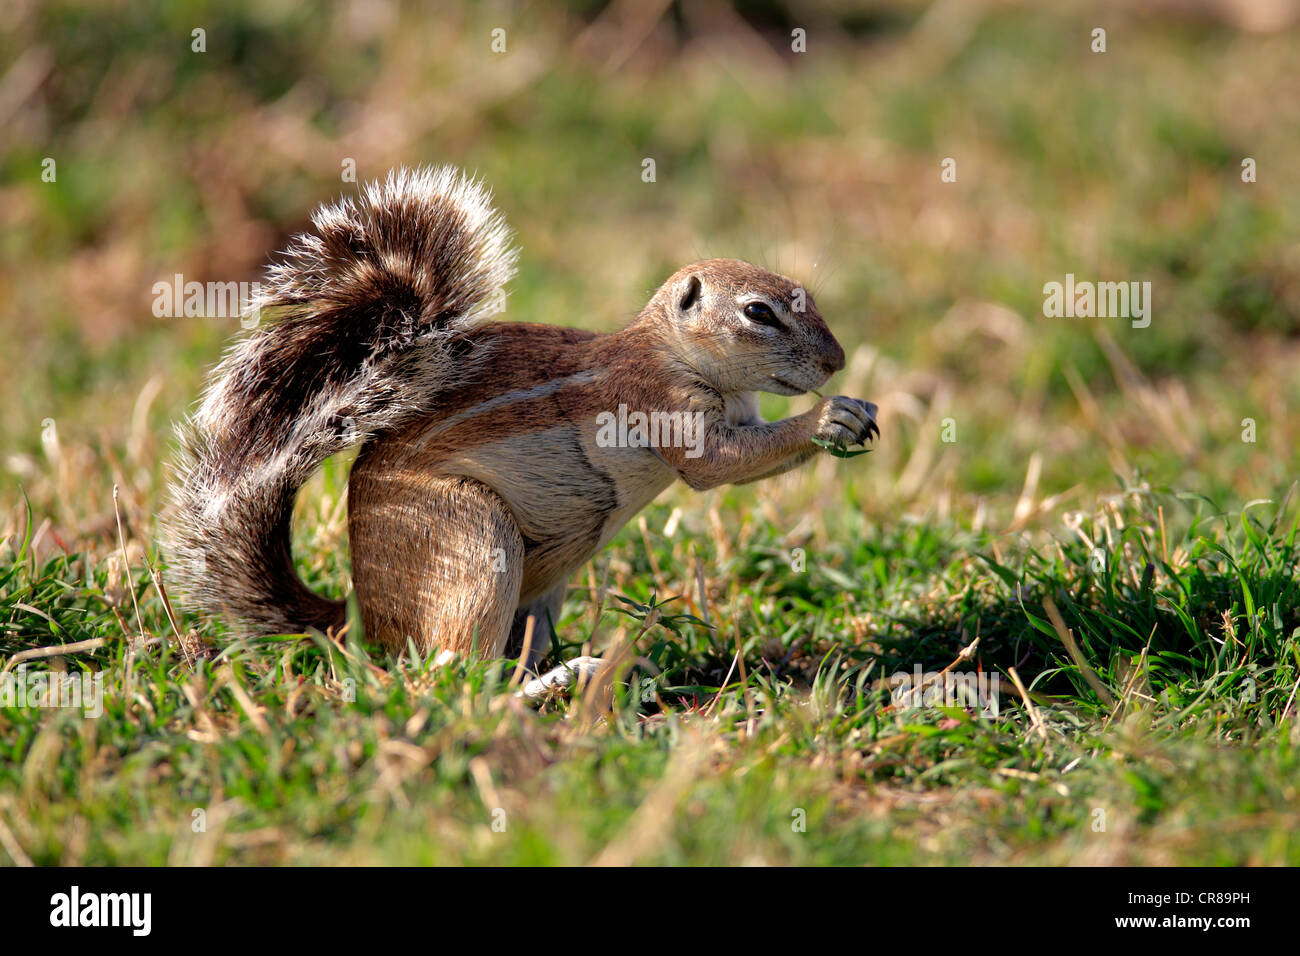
<box><xmin>164</xmin><ymin>166</ymin><xmax>878</xmax><ymax>697</ymax></box>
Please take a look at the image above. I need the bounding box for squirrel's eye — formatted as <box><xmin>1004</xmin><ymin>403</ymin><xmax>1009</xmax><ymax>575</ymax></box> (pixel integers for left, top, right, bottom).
<box><xmin>743</xmin><ymin>302</ymin><xmax>781</xmax><ymax>328</ymax></box>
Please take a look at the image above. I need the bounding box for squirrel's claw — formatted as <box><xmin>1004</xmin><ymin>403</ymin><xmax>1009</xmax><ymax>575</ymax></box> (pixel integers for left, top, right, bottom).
<box><xmin>815</xmin><ymin>396</ymin><xmax>879</xmax><ymax>448</ymax></box>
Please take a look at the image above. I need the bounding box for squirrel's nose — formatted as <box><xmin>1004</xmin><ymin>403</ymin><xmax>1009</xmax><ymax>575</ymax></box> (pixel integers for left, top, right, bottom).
<box><xmin>821</xmin><ymin>340</ymin><xmax>846</xmax><ymax>374</ymax></box>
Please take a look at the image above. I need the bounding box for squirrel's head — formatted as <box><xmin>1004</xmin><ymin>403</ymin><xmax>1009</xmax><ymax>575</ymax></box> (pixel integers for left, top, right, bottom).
<box><xmin>649</xmin><ymin>258</ymin><xmax>846</xmax><ymax>396</ymax></box>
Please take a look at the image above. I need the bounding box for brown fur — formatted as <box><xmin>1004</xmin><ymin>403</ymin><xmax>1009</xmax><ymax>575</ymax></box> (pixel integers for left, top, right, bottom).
<box><xmin>163</xmin><ymin>167</ymin><xmax>878</xmax><ymax>665</ymax></box>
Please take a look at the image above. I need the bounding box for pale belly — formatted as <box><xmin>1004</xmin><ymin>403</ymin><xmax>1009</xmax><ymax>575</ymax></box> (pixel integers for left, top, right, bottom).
<box><xmin>439</xmin><ymin>424</ymin><xmax>677</xmax><ymax>600</ymax></box>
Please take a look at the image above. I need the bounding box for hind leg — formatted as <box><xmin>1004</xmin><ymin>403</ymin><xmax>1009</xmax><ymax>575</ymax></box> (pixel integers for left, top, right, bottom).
<box><xmin>349</xmin><ymin>471</ymin><xmax>523</xmax><ymax>658</ymax></box>
<box><xmin>506</xmin><ymin>583</ymin><xmax>566</xmax><ymax>671</ymax></box>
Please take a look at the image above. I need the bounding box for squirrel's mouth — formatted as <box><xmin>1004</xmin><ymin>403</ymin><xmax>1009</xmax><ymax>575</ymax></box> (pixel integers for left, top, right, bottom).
<box><xmin>767</xmin><ymin>375</ymin><xmax>808</xmax><ymax>395</ymax></box>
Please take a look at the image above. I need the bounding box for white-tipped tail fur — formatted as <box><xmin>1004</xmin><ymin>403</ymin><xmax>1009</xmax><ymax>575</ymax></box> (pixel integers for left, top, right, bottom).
<box><xmin>163</xmin><ymin>166</ymin><xmax>517</xmax><ymax>635</ymax></box>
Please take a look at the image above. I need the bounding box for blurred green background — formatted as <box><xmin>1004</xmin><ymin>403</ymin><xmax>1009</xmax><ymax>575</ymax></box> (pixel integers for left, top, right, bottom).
<box><xmin>2</xmin><ymin>0</ymin><xmax>1298</xmax><ymax>541</ymax></box>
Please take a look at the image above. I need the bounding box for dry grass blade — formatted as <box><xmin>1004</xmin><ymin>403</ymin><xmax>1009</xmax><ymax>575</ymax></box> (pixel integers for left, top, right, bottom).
<box><xmin>574</xmin><ymin>627</ymin><xmax>638</xmax><ymax>727</ymax></box>
<box><xmin>730</xmin><ymin>592</ymin><xmax>756</xmax><ymax>734</ymax></box>
<box><xmin>588</xmin><ymin>732</ymin><xmax>708</xmax><ymax>867</ymax></box>
<box><xmin>221</xmin><ymin>669</ymin><xmax>271</xmax><ymax>735</ymax></box>
<box><xmin>1102</xmin><ymin>624</ymin><xmax>1157</xmax><ymax>731</ymax></box>
<box><xmin>1043</xmin><ymin>596</ymin><xmax>1116</xmax><ymax>708</ymax></box>
<box><xmin>1008</xmin><ymin>667</ymin><xmax>1048</xmax><ymax>741</ymax></box>
<box><xmin>2</xmin><ymin>637</ymin><xmax>109</xmax><ymax>672</ymax></box>
<box><xmin>875</xmin><ymin>634</ymin><xmax>979</xmax><ymax>706</ymax></box>
<box><xmin>0</xmin><ymin>814</ymin><xmax>34</xmax><ymax>867</ymax></box>
<box><xmin>112</xmin><ymin>484</ymin><xmax>146</xmax><ymax>643</ymax></box>
<box><xmin>1009</xmin><ymin>452</ymin><xmax>1042</xmax><ymax>530</ymax></box>
<box><xmin>1281</xmin><ymin>671</ymin><xmax>1300</xmax><ymax>722</ymax></box>
<box><xmin>508</xmin><ymin>614</ymin><xmax>536</xmax><ymax>689</ymax></box>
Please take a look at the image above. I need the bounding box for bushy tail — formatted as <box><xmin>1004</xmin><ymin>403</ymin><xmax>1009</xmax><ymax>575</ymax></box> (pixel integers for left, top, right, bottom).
<box><xmin>163</xmin><ymin>166</ymin><xmax>516</xmax><ymax>636</ymax></box>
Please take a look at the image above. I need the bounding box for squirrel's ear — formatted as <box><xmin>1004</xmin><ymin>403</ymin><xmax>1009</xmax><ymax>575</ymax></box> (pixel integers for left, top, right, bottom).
<box><xmin>678</xmin><ymin>275</ymin><xmax>702</xmax><ymax>313</ymax></box>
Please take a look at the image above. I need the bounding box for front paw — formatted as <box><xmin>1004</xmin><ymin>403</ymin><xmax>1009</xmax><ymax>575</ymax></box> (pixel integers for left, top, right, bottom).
<box><xmin>814</xmin><ymin>396</ymin><xmax>879</xmax><ymax>448</ymax></box>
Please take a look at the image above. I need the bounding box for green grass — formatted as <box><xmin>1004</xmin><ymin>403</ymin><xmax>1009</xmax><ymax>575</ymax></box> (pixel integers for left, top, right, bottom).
<box><xmin>2</xmin><ymin>484</ymin><xmax>1297</xmax><ymax>864</ymax></box>
<box><xmin>3</xmin><ymin>1</ymin><xmax>1300</xmax><ymax>865</ymax></box>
